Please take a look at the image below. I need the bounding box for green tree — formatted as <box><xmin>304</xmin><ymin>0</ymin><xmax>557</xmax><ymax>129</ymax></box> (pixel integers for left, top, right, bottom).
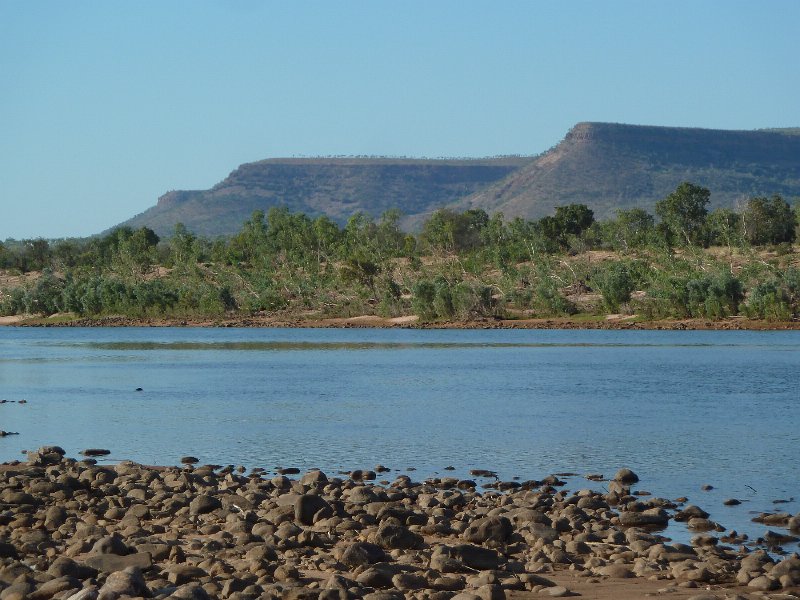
<box><xmin>741</xmin><ymin>195</ymin><xmax>796</xmax><ymax>246</ymax></box>
<box><xmin>655</xmin><ymin>182</ymin><xmax>710</xmax><ymax>246</ymax></box>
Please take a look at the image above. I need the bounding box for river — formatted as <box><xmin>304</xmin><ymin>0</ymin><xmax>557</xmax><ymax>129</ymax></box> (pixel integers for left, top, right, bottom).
<box><xmin>0</xmin><ymin>326</ymin><xmax>798</xmax><ymax>545</ymax></box>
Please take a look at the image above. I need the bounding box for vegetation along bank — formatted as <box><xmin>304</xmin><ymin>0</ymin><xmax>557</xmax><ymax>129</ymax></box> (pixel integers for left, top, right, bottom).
<box><xmin>1</xmin><ymin>183</ymin><xmax>799</xmax><ymax>328</ymax></box>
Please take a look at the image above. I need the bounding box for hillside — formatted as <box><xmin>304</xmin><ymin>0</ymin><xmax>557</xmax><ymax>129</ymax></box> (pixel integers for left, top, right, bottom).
<box><xmin>115</xmin><ymin>123</ymin><xmax>800</xmax><ymax>238</ymax></box>
<box><xmin>118</xmin><ymin>157</ymin><xmax>531</xmax><ymax>237</ymax></box>
<box><xmin>454</xmin><ymin>122</ymin><xmax>800</xmax><ymax>220</ymax></box>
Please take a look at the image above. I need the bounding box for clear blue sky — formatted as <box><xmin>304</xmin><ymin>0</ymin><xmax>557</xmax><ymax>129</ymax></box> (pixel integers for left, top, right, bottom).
<box><xmin>1</xmin><ymin>1</ymin><xmax>798</xmax><ymax>240</ymax></box>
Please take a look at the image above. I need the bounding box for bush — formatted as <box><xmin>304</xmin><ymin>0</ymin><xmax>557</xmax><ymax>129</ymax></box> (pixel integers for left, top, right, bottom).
<box><xmin>593</xmin><ymin>262</ymin><xmax>635</xmax><ymax>313</ymax></box>
<box><xmin>411</xmin><ymin>279</ymin><xmax>437</xmax><ymax>320</ymax></box>
<box><xmin>744</xmin><ymin>281</ymin><xmax>792</xmax><ymax>321</ymax></box>
<box><xmin>533</xmin><ymin>279</ymin><xmax>576</xmax><ymax>315</ymax></box>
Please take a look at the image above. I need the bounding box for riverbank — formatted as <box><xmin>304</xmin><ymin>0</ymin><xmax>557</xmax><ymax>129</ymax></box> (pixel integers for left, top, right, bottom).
<box><xmin>3</xmin><ymin>312</ymin><xmax>800</xmax><ymax>330</ymax></box>
<box><xmin>1</xmin><ymin>447</ymin><xmax>798</xmax><ymax>600</ymax></box>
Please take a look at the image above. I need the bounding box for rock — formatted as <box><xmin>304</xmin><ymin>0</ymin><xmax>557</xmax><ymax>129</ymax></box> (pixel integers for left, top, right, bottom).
<box><xmin>300</xmin><ymin>470</ymin><xmax>328</xmax><ymax>486</ymax></box>
<box><xmin>618</xmin><ymin>509</ymin><xmax>669</xmax><ymax>528</ymax></box>
<box><xmin>0</xmin><ymin>542</ymin><xmax>18</xmax><ymax>559</ymax></box>
<box><xmin>97</xmin><ymin>566</ymin><xmax>149</xmax><ymax>600</ymax></box>
<box><xmin>597</xmin><ymin>564</ymin><xmax>634</xmax><ymax>578</ymax></box>
<box><xmin>0</xmin><ymin>583</ymin><xmax>34</xmax><ymax>600</ymax></box>
<box><xmin>27</xmin><ymin>445</ymin><xmax>65</xmax><ymax>466</ymax></box>
<box><xmin>47</xmin><ymin>556</ymin><xmax>97</xmax><ymax>580</ymax></box>
<box><xmin>475</xmin><ymin>584</ymin><xmax>505</xmax><ymax>600</ymax></box>
<box><xmin>90</xmin><ymin>534</ymin><xmax>130</xmax><ymax>556</ymax></box>
<box><xmin>166</xmin><ymin>564</ymin><xmax>208</xmax><ymax>585</ymax></box>
<box><xmin>374</xmin><ymin>522</ymin><xmax>423</xmax><ymax>550</ymax></box>
<box><xmin>356</xmin><ymin>566</ymin><xmax>395</xmax><ymax>588</ymax></box>
<box><xmin>452</xmin><ymin>544</ymin><xmax>500</xmax><ymax>570</ymax></box>
<box><xmin>64</xmin><ymin>588</ymin><xmax>99</xmax><ymax>600</ymax></box>
<box><xmin>747</xmin><ymin>575</ymin><xmax>779</xmax><ymax>591</ymax></box>
<box><xmin>462</xmin><ymin>516</ymin><xmax>512</xmax><ymax>545</ymax></box>
<box><xmin>723</xmin><ymin>498</ymin><xmax>741</xmax><ymax>506</ymax></box>
<box><xmin>391</xmin><ymin>573</ymin><xmax>427</xmax><ymax>590</ymax></box>
<box><xmin>28</xmin><ymin>576</ymin><xmax>82</xmax><ymax>600</ymax></box>
<box><xmin>189</xmin><ymin>494</ymin><xmax>221</xmax><ymax>515</ymax></box>
<box><xmin>168</xmin><ymin>584</ymin><xmax>211</xmax><ymax>600</ymax></box>
<box><xmin>295</xmin><ymin>494</ymin><xmax>332</xmax><ymax>526</ymax></box>
<box><xmin>613</xmin><ymin>468</ymin><xmax>639</xmax><ymax>484</ymax></box>
<box><xmin>339</xmin><ymin>542</ymin><xmax>387</xmax><ymax>567</ymax></box>
<box><xmin>81</xmin><ymin>449</ymin><xmax>111</xmax><ymax>456</ymax></box>
<box><xmin>83</xmin><ymin>552</ymin><xmax>152</xmax><ymax>573</ymax></box>
<box><xmin>181</xmin><ymin>456</ymin><xmax>199</xmax><ymax>464</ymax></box>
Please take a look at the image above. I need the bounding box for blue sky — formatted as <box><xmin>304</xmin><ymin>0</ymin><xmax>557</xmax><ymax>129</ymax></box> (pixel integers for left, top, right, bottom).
<box><xmin>1</xmin><ymin>1</ymin><xmax>799</xmax><ymax>240</ymax></box>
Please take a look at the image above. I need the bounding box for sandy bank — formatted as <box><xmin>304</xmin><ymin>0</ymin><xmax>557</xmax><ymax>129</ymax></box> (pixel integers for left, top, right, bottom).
<box><xmin>3</xmin><ymin>313</ymin><xmax>800</xmax><ymax>330</ymax></box>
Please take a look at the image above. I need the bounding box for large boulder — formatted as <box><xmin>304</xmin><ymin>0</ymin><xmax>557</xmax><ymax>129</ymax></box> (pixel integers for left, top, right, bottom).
<box><xmin>463</xmin><ymin>516</ymin><xmax>513</xmax><ymax>545</ymax></box>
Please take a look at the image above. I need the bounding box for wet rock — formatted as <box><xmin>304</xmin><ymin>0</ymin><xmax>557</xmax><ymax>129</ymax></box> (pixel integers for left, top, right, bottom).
<box><xmin>618</xmin><ymin>508</ymin><xmax>669</xmax><ymax>528</ymax></box>
<box><xmin>300</xmin><ymin>470</ymin><xmax>328</xmax><ymax>486</ymax></box>
<box><xmin>613</xmin><ymin>468</ymin><xmax>639</xmax><ymax>484</ymax></box>
<box><xmin>81</xmin><ymin>449</ymin><xmax>111</xmax><ymax>457</ymax></box>
<box><xmin>27</xmin><ymin>445</ymin><xmax>66</xmax><ymax>466</ymax></box>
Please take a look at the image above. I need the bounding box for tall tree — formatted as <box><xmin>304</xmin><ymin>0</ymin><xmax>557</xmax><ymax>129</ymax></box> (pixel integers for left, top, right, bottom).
<box><xmin>655</xmin><ymin>182</ymin><xmax>710</xmax><ymax>246</ymax></box>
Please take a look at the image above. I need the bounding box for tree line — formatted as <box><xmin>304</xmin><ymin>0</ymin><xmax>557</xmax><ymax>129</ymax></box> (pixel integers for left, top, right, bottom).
<box><xmin>1</xmin><ymin>182</ymin><xmax>799</xmax><ymax>322</ymax></box>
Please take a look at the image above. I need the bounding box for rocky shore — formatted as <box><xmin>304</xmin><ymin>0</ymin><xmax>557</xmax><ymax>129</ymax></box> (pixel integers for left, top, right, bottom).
<box><xmin>1</xmin><ymin>447</ymin><xmax>798</xmax><ymax>600</ymax></box>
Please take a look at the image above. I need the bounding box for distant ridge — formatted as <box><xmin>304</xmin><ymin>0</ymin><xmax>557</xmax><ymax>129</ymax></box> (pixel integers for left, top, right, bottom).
<box><xmin>119</xmin><ymin>157</ymin><xmax>531</xmax><ymax>237</ymax></box>
<box><xmin>115</xmin><ymin>123</ymin><xmax>800</xmax><ymax>237</ymax></box>
<box><xmin>454</xmin><ymin>122</ymin><xmax>800</xmax><ymax>220</ymax></box>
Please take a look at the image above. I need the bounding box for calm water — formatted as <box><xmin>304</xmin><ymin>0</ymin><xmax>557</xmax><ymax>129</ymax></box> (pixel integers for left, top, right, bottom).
<box><xmin>0</xmin><ymin>326</ymin><xmax>798</xmax><ymax>545</ymax></box>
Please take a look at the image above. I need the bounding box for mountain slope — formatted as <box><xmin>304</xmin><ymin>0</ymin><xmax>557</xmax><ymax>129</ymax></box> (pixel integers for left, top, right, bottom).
<box><xmin>118</xmin><ymin>157</ymin><xmax>531</xmax><ymax>237</ymax></box>
<box><xmin>453</xmin><ymin>122</ymin><xmax>800</xmax><ymax>220</ymax></box>
<box><xmin>115</xmin><ymin>123</ymin><xmax>800</xmax><ymax>238</ymax></box>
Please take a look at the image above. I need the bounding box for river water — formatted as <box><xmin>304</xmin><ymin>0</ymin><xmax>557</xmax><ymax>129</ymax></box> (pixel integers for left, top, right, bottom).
<box><xmin>0</xmin><ymin>326</ymin><xmax>798</xmax><ymax>545</ymax></box>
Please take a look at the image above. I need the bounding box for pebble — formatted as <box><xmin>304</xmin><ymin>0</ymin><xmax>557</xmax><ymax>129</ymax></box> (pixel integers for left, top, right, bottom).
<box><xmin>0</xmin><ymin>446</ymin><xmax>793</xmax><ymax>600</ymax></box>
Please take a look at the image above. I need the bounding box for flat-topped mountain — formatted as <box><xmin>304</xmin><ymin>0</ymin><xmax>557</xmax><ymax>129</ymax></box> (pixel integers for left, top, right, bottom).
<box><xmin>119</xmin><ymin>157</ymin><xmax>531</xmax><ymax>237</ymax></box>
<box><xmin>116</xmin><ymin>123</ymin><xmax>800</xmax><ymax>237</ymax></box>
<box><xmin>455</xmin><ymin>122</ymin><xmax>800</xmax><ymax>220</ymax></box>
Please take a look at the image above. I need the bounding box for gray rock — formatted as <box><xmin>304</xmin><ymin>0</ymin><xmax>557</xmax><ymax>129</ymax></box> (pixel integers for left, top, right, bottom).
<box><xmin>452</xmin><ymin>544</ymin><xmax>500</xmax><ymax>570</ymax></box>
<box><xmin>64</xmin><ymin>588</ymin><xmax>99</xmax><ymax>600</ymax></box>
<box><xmin>391</xmin><ymin>572</ymin><xmax>427</xmax><ymax>590</ymax></box>
<box><xmin>47</xmin><ymin>556</ymin><xmax>98</xmax><ymax>580</ymax></box>
<box><xmin>618</xmin><ymin>509</ymin><xmax>669</xmax><ymax>528</ymax></box>
<box><xmin>374</xmin><ymin>522</ymin><xmax>423</xmax><ymax>550</ymax></box>
<box><xmin>300</xmin><ymin>470</ymin><xmax>328</xmax><ymax>486</ymax></box>
<box><xmin>613</xmin><ymin>468</ymin><xmax>639</xmax><ymax>484</ymax></box>
<box><xmin>295</xmin><ymin>493</ymin><xmax>332</xmax><ymax>526</ymax></box>
<box><xmin>97</xmin><ymin>566</ymin><xmax>148</xmax><ymax>600</ymax></box>
<box><xmin>166</xmin><ymin>564</ymin><xmax>208</xmax><ymax>585</ymax></box>
<box><xmin>462</xmin><ymin>516</ymin><xmax>512</xmax><ymax>545</ymax></box>
<box><xmin>339</xmin><ymin>542</ymin><xmax>387</xmax><ymax>567</ymax></box>
<box><xmin>90</xmin><ymin>534</ymin><xmax>130</xmax><ymax>556</ymax></box>
<box><xmin>189</xmin><ymin>494</ymin><xmax>221</xmax><ymax>515</ymax></box>
<box><xmin>83</xmin><ymin>552</ymin><xmax>152</xmax><ymax>573</ymax></box>
<box><xmin>28</xmin><ymin>576</ymin><xmax>82</xmax><ymax>600</ymax></box>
